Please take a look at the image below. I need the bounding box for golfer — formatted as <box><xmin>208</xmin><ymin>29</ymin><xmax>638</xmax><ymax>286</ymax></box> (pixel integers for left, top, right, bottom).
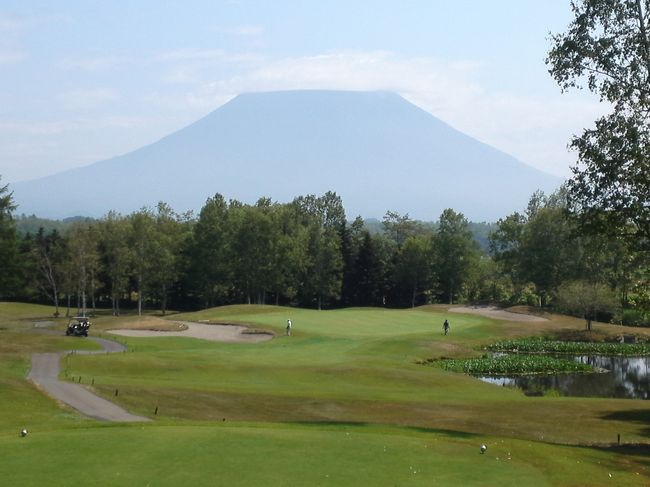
<box><xmin>286</xmin><ymin>319</ymin><xmax>292</xmax><ymax>336</ymax></box>
<box><xmin>443</xmin><ymin>319</ymin><xmax>450</xmax><ymax>335</ymax></box>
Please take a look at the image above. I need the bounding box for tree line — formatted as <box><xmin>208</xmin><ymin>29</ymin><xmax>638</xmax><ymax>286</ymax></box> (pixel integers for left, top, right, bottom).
<box><xmin>3</xmin><ymin>1</ymin><xmax>650</xmax><ymax>325</ymax></box>
<box><xmin>0</xmin><ymin>178</ymin><xmax>647</xmax><ymax>326</ymax></box>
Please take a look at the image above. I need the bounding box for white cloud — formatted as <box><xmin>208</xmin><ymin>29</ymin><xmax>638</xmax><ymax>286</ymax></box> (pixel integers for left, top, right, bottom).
<box><xmin>56</xmin><ymin>88</ymin><xmax>120</xmax><ymax>110</ymax></box>
<box><xmin>0</xmin><ymin>11</ymin><xmax>68</xmax><ymax>31</ymax></box>
<box><xmin>0</xmin><ymin>11</ymin><xmax>71</xmax><ymax>37</ymax></box>
<box><xmin>226</xmin><ymin>24</ymin><xmax>264</xmax><ymax>37</ymax></box>
<box><xmin>0</xmin><ymin>49</ymin><xmax>25</xmax><ymax>64</ymax></box>
<box><xmin>157</xmin><ymin>48</ymin><xmax>227</xmax><ymax>62</ymax></box>
<box><xmin>0</xmin><ymin>115</ymin><xmax>152</xmax><ymax>136</ymax></box>
<box><xmin>173</xmin><ymin>50</ymin><xmax>603</xmax><ymax>177</ymax></box>
<box><xmin>58</xmin><ymin>55</ymin><xmax>127</xmax><ymax>72</ymax></box>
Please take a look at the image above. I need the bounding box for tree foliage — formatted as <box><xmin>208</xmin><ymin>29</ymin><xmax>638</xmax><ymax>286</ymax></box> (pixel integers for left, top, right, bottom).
<box><xmin>547</xmin><ymin>0</ymin><xmax>650</xmax><ymax>250</ymax></box>
<box><xmin>434</xmin><ymin>209</ymin><xmax>479</xmax><ymax>304</ymax></box>
<box><xmin>0</xmin><ymin>177</ymin><xmax>20</xmax><ymax>297</ymax></box>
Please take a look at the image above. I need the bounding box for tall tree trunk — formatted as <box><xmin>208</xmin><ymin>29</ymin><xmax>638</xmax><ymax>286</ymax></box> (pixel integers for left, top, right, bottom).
<box><xmin>53</xmin><ymin>292</ymin><xmax>60</xmax><ymax>317</ymax></box>
<box><xmin>137</xmin><ymin>273</ymin><xmax>143</xmax><ymax>316</ymax></box>
<box><xmin>161</xmin><ymin>283</ymin><xmax>167</xmax><ymax>316</ymax></box>
<box><xmin>90</xmin><ymin>270</ymin><xmax>96</xmax><ymax>311</ymax></box>
<box><xmin>318</xmin><ymin>295</ymin><xmax>322</xmax><ymax>311</ymax></box>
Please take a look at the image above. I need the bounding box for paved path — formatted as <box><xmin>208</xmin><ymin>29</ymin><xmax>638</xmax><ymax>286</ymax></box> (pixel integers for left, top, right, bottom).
<box><xmin>28</xmin><ymin>336</ymin><xmax>151</xmax><ymax>422</ymax></box>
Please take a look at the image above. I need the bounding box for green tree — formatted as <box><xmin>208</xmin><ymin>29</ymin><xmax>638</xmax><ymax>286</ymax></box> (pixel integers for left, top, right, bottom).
<box><xmin>0</xmin><ymin>177</ymin><xmax>21</xmax><ymax>297</ymax></box>
<box><xmin>488</xmin><ymin>212</ymin><xmax>527</xmax><ymax>292</ymax></box>
<box><xmin>129</xmin><ymin>208</ymin><xmax>157</xmax><ymax>316</ymax></box>
<box><xmin>433</xmin><ymin>209</ymin><xmax>479</xmax><ymax>304</ymax></box>
<box><xmin>556</xmin><ymin>280</ymin><xmax>619</xmax><ymax>331</ymax></box>
<box><xmin>267</xmin><ymin>203</ymin><xmax>310</xmax><ymax>305</ymax></box>
<box><xmin>30</xmin><ymin>228</ymin><xmax>66</xmax><ymax>315</ymax></box>
<box><xmin>490</xmin><ymin>192</ymin><xmax>582</xmax><ymax>306</ymax></box>
<box><xmin>293</xmin><ymin>193</ymin><xmax>345</xmax><ymax>309</ymax></box>
<box><xmin>382</xmin><ymin>211</ymin><xmax>424</xmax><ymax>247</ymax></box>
<box><xmin>518</xmin><ymin>206</ymin><xmax>578</xmax><ymax>306</ymax></box>
<box><xmin>227</xmin><ymin>201</ymin><xmax>275</xmax><ymax>304</ymax></box>
<box><xmin>350</xmin><ymin>231</ymin><xmax>385</xmax><ymax>306</ymax></box>
<box><xmin>97</xmin><ymin>212</ymin><xmax>131</xmax><ymax>316</ymax></box>
<box><xmin>547</xmin><ymin>0</ymin><xmax>650</xmax><ymax>250</ymax></box>
<box><xmin>393</xmin><ymin>234</ymin><xmax>433</xmax><ymax>308</ymax></box>
<box><xmin>65</xmin><ymin>223</ymin><xmax>100</xmax><ymax>316</ymax></box>
<box><xmin>339</xmin><ymin>216</ymin><xmax>366</xmax><ymax>306</ymax></box>
<box><xmin>303</xmin><ymin>225</ymin><xmax>343</xmax><ymax>310</ymax></box>
<box><xmin>188</xmin><ymin>194</ymin><xmax>231</xmax><ymax>308</ymax></box>
<box><xmin>150</xmin><ymin>202</ymin><xmax>192</xmax><ymax>314</ymax></box>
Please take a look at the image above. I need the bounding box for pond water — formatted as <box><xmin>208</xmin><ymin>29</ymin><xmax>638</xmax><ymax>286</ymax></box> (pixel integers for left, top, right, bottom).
<box><xmin>478</xmin><ymin>355</ymin><xmax>650</xmax><ymax>399</ymax></box>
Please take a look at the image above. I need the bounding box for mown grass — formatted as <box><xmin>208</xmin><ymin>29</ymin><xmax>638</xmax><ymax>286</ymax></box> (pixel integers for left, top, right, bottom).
<box><xmin>2</xmin><ymin>302</ymin><xmax>650</xmax><ymax>485</ymax></box>
<box><xmin>1</xmin><ymin>423</ymin><xmax>647</xmax><ymax>487</ymax></box>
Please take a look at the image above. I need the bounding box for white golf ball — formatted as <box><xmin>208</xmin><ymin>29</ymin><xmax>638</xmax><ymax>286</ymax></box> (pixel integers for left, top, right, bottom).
<box><xmin>20</xmin><ymin>429</ymin><xmax>28</xmax><ymax>437</ymax></box>
<box><xmin>480</xmin><ymin>444</ymin><xmax>487</xmax><ymax>453</ymax></box>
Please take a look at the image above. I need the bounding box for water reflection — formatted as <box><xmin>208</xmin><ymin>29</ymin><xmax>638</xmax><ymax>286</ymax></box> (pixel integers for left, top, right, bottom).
<box><xmin>479</xmin><ymin>356</ymin><xmax>650</xmax><ymax>399</ymax></box>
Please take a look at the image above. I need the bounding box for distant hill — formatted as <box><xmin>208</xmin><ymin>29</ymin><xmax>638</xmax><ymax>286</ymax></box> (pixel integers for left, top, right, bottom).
<box><xmin>12</xmin><ymin>90</ymin><xmax>562</xmax><ymax>220</ymax></box>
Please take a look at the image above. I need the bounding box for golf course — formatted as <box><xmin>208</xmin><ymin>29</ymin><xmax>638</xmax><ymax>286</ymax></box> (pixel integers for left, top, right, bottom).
<box><xmin>1</xmin><ymin>301</ymin><xmax>649</xmax><ymax>486</ymax></box>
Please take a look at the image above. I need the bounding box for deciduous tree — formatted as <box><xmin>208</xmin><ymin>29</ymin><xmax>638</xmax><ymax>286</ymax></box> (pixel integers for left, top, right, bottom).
<box><xmin>547</xmin><ymin>0</ymin><xmax>650</xmax><ymax>250</ymax></box>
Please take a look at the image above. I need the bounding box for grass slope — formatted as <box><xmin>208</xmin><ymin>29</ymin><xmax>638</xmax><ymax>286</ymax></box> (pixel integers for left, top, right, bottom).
<box><xmin>1</xmin><ymin>303</ymin><xmax>649</xmax><ymax>485</ymax></box>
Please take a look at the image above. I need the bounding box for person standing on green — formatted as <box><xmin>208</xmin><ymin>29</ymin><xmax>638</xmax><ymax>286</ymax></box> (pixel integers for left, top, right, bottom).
<box><xmin>443</xmin><ymin>319</ymin><xmax>450</xmax><ymax>335</ymax></box>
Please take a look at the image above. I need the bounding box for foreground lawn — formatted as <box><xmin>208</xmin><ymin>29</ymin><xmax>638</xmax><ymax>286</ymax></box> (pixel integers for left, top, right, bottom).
<box><xmin>1</xmin><ymin>423</ymin><xmax>647</xmax><ymax>486</ymax></box>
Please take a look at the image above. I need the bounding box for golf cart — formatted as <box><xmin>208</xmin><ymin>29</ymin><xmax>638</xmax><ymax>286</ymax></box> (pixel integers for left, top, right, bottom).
<box><xmin>66</xmin><ymin>317</ymin><xmax>90</xmax><ymax>337</ymax></box>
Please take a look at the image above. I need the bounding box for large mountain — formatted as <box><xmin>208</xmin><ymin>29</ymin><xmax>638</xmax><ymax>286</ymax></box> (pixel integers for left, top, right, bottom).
<box><xmin>12</xmin><ymin>90</ymin><xmax>562</xmax><ymax>221</ymax></box>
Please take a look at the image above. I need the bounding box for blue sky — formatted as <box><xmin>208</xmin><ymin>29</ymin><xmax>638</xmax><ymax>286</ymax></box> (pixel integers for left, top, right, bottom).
<box><xmin>1</xmin><ymin>1</ymin><xmax>602</xmax><ymax>184</ymax></box>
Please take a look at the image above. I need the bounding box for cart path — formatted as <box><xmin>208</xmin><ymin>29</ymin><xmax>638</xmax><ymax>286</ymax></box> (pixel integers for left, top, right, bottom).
<box><xmin>28</xmin><ymin>337</ymin><xmax>151</xmax><ymax>422</ymax></box>
<box><xmin>107</xmin><ymin>321</ymin><xmax>274</xmax><ymax>342</ymax></box>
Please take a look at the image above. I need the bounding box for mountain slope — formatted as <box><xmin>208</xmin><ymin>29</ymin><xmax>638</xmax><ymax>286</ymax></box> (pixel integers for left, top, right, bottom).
<box><xmin>12</xmin><ymin>90</ymin><xmax>562</xmax><ymax>221</ymax></box>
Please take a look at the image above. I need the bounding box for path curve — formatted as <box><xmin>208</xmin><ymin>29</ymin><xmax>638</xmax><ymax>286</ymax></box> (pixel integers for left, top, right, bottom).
<box><xmin>448</xmin><ymin>305</ymin><xmax>548</xmax><ymax>322</ymax></box>
<box><xmin>28</xmin><ymin>336</ymin><xmax>150</xmax><ymax>422</ymax></box>
<box><xmin>107</xmin><ymin>321</ymin><xmax>274</xmax><ymax>343</ymax></box>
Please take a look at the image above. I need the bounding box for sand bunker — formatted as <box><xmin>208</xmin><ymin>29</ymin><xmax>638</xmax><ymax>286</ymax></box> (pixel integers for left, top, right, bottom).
<box><xmin>449</xmin><ymin>306</ymin><xmax>548</xmax><ymax>322</ymax></box>
<box><xmin>108</xmin><ymin>321</ymin><xmax>273</xmax><ymax>343</ymax></box>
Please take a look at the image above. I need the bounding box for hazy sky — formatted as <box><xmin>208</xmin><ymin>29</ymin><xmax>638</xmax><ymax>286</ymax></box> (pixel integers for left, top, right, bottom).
<box><xmin>1</xmin><ymin>1</ymin><xmax>603</xmax><ymax>184</ymax></box>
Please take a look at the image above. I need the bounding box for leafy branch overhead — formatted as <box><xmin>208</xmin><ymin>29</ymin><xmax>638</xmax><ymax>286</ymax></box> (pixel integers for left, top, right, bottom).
<box><xmin>547</xmin><ymin>0</ymin><xmax>650</xmax><ymax>250</ymax></box>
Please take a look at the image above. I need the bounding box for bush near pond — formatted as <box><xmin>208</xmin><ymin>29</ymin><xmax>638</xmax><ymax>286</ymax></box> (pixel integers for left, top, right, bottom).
<box><xmin>434</xmin><ymin>354</ymin><xmax>595</xmax><ymax>376</ymax></box>
<box><xmin>488</xmin><ymin>338</ymin><xmax>650</xmax><ymax>356</ymax></box>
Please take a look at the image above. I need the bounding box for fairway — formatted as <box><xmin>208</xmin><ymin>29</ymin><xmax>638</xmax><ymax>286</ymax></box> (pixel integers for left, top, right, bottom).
<box><xmin>1</xmin><ymin>303</ymin><xmax>649</xmax><ymax>486</ymax></box>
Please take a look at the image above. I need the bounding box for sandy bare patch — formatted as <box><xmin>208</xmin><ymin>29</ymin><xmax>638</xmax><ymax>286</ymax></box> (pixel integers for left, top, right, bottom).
<box><xmin>108</xmin><ymin>321</ymin><xmax>273</xmax><ymax>343</ymax></box>
<box><xmin>110</xmin><ymin>316</ymin><xmax>188</xmax><ymax>332</ymax></box>
<box><xmin>449</xmin><ymin>305</ymin><xmax>548</xmax><ymax>322</ymax></box>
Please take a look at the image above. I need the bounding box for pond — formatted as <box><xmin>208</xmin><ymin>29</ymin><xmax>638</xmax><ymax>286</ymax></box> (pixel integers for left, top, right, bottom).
<box><xmin>478</xmin><ymin>355</ymin><xmax>650</xmax><ymax>399</ymax></box>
